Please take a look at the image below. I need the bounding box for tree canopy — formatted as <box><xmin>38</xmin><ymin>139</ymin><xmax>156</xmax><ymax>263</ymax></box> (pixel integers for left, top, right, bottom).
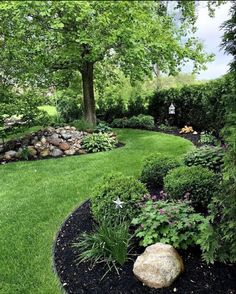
<box><xmin>0</xmin><ymin>1</ymin><xmax>220</xmax><ymax>124</ymax></box>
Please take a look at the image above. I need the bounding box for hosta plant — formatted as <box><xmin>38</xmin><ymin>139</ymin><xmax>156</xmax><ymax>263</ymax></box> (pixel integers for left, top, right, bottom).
<box><xmin>81</xmin><ymin>133</ymin><xmax>117</xmax><ymax>153</ymax></box>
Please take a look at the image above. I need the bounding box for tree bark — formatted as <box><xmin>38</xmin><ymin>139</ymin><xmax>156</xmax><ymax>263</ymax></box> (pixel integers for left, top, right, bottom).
<box><xmin>81</xmin><ymin>62</ymin><xmax>96</xmax><ymax>126</ymax></box>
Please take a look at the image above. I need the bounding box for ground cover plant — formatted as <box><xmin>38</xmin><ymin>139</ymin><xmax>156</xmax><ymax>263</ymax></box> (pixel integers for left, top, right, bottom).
<box><xmin>81</xmin><ymin>133</ymin><xmax>117</xmax><ymax>153</ymax></box>
<box><xmin>132</xmin><ymin>199</ymin><xmax>205</xmax><ymax>249</ymax></box>
<box><xmin>0</xmin><ymin>129</ymin><xmax>193</xmax><ymax>294</ymax></box>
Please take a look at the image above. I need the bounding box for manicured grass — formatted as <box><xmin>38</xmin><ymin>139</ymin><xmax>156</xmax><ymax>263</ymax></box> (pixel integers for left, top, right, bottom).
<box><xmin>0</xmin><ymin>129</ymin><xmax>194</xmax><ymax>294</ymax></box>
<box><xmin>39</xmin><ymin>105</ymin><xmax>58</xmax><ymax>116</ymax></box>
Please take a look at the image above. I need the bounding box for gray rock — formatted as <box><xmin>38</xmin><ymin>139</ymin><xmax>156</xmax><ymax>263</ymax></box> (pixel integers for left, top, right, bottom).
<box><xmin>133</xmin><ymin>243</ymin><xmax>184</xmax><ymax>288</ymax></box>
<box><xmin>61</xmin><ymin>133</ymin><xmax>72</xmax><ymax>140</ymax></box>
<box><xmin>52</xmin><ymin>148</ymin><xmax>63</xmax><ymax>157</ymax></box>
<box><xmin>4</xmin><ymin>150</ymin><xmax>17</xmax><ymax>158</ymax></box>
<box><xmin>64</xmin><ymin>149</ymin><xmax>76</xmax><ymax>155</ymax></box>
<box><xmin>48</xmin><ymin>138</ymin><xmax>61</xmax><ymax>146</ymax></box>
<box><xmin>41</xmin><ymin>136</ymin><xmax>47</xmax><ymax>144</ymax></box>
<box><xmin>51</xmin><ymin>133</ymin><xmax>59</xmax><ymax>140</ymax></box>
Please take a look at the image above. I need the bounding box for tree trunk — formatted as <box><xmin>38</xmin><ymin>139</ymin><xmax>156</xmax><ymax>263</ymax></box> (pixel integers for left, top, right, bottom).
<box><xmin>81</xmin><ymin>62</ymin><xmax>96</xmax><ymax>126</ymax></box>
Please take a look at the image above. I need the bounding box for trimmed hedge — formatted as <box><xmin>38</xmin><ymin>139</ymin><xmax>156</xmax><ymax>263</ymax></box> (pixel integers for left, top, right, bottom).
<box><xmin>148</xmin><ymin>74</ymin><xmax>234</xmax><ymax>132</ymax></box>
<box><xmin>111</xmin><ymin>114</ymin><xmax>155</xmax><ymax>130</ymax></box>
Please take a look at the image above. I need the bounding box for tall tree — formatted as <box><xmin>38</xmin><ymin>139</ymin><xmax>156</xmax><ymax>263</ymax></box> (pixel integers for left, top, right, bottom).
<box><xmin>0</xmin><ymin>1</ymin><xmax>216</xmax><ymax>125</ymax></box>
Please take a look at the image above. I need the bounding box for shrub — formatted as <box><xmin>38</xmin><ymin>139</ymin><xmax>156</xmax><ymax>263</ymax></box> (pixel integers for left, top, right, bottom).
<box><xmin>73</xmin><ymin>221</ymin><xmax>130</xmax><ymax>274</ymax></box>
<box><xmin>199</xmin><ymin>133</ymin><xmax>217</xmax><ymax>145</ymax></box>
<box><xmin>94</xmin><ymin>122</ymin><xmax>112</xmax><ymax>133</ymax></box>
<box><xmin>184</xmin><ymin>146</ymin><xmax>224</xmax><ymax>173</ymax></box>
<box><xmin>111</xmin><ymin>114</ymin><xmax>155</xmax><ymax>130</ymax></box>
<box><xmin>140</xmin><ymin>154</ymin><xmax>181</xmax><ymax>188</ymax></box>
<box><xmin>164</xmin><ymin>166</ymin><xmax>219</xmax><ymax>211</ymax></box>
<box><xmin>81</xmin><ymin>133</ymin><xmax>116</xmax><ymax>153</ymax></box>
<box><xmin>127</xmin><ymin>96</ymin><xmax>147</xmax><ymax>117</ymax></box>
<box><xmin>71</xmin><ymin>119</ymin><xmax>94</xmax><ymax>131</ymax></box>
<box><xmin>198</xmin><ymin>179</ymin><xmax>236</xmax><ymax>264</ymax></box>
<box><xmin>92</xmin><ymin>173</ymin><xmax>147</xmax><ymax>223</ymax></box>
<box><xmin>110</xmin><ymin>118</ymin><xmax>129</xmax><ymax>128</ymax></box>
<box><xmin>132</xmin><ymin>199</ymin><xmax>205</xmax><ymax>249</ymax></box>
<box><xmin>56</xmin><ymin>90</ymin><xmax>82</xmax><ymax>122</ymax></box>
<box><xmin>128</xmin><ymin>114</ymin><xmax>155</xmax><ymax>130</ymax></box>
<box><xmin>158</xmin><ymin>123</ymin><xmax>177</xmax><ymax>132</ymax></box>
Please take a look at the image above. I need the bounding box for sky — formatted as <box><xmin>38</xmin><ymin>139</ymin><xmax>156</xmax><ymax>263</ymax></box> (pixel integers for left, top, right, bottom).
<box><xmin>183</xmin><ymin>2</ymin><xmax>232</xmax><ymax>80</ymax></box>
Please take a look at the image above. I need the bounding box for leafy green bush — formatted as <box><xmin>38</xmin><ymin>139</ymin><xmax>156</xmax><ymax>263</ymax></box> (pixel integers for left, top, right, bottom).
<box><xmin>164</xmin><ymin>166</ymin><xmax>219</xmax><ymax>211</ymax></box>
<box><xmin>199</xmin><ymin>133</ymin><xmax>217</xmax><ymax>145</ymax></box>
<box><xmin>71</xmin><ymin>119</ymin><xmax>94</xmax><ymax>131</ymax></box>
<box><xmin>56</xmin><ymin>90</ymin><xmax>82</xmax><ymax>122</ymax></box>
<box><xmin>82</xmin><ymin>133</ymin><xmax>116</xmax><ymax>153</ymax></box>
<box><xmin>158</xmin><ymin>123</ymin><xmax>177</xmax><ymax>132</ymax></box>
<box><xmin>128</xmin><ymin>114</ymin><xmax>155</xmax><ymax>130</ymax></box>
<box><xmin>94</xmin><ymin>122</ymin><xmax>112</xmax><ymax>133</ymax></box>
<box><xmin>132</xmin><ymin>199</ymin><xmax>205</xmax><ymax>249</ymax></box>
<box><xmin>73</xmin><ymin>221</ymin><xmax>130</xmax><ymax>274</ymax></box>
<box><xmin>111</xmin><ymin>114</ymin><xmax>155</xmax><ymax>130</ymax></box>
<box><xmin>184</xmin><ymin>146</ymin><xmax>224</xmax><ymax>173</ymax></box>
<box><xmin>197</xmin><ymin>179</ymin><xmax>236</xmax><ymax>264</ymax></box>
<box><xmin>127</xmin><ymin>96</ymin><xmax>147</xmax><ymax>117</ymax></box>
<box><xmin>111</xmin><ymin>118</ymin><xmax>129</xmax><ymax>128</ymax></box>
<box><xmin>92</xmin><ymin>173</ymin><xmax>147</xmax><ymax>223</ymax></box>
<box><xmin>140</xmin><ymin>154</ymin><xmax>181</xmax><ymax>188</ymax></box>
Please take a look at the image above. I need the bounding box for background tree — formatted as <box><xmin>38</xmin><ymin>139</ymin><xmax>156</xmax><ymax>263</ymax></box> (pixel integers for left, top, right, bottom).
<box><xmin>0</xmin><ymin>1</ymin><xmax>218</xmax><ymax>125</ymax></box>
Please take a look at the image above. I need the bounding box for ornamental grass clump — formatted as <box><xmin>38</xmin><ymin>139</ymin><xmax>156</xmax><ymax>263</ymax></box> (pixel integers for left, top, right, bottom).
<box><xmin>73</xmin><ymin>221</ymin><xmax>131</xmax><ymax>278</ymax></box>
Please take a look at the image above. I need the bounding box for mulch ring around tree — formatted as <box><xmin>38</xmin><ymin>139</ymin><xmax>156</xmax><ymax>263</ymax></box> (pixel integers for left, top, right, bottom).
<box><xmin>53</xmin><ymin>200</ymin><xmax>236</xmax><ymax>294</ymax></box>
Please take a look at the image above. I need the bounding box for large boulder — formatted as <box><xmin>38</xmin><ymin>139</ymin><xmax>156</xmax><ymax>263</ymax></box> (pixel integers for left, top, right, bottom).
<box><xmin>133</xmin><ymin>243</ymin><xmax>184</xmax><ymax>288</ymax></box>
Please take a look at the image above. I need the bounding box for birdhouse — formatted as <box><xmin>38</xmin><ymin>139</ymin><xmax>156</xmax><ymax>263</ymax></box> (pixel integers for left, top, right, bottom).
<box><xmin>169</xmin><ymin>103</ymin><xmax>175</xmax><ymax>114</ymax></box>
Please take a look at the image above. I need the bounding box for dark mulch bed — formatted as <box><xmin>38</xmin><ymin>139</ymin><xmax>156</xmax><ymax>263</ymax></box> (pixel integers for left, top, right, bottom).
<box><xmin>54</xmin><ymin>200</ymin><xmax>236</xmax><ymax>294</ymax></box>
<box><xmin>155</xmin><ymin>128</ymin><xmax>201</xmax><ymax>146</ymax></box>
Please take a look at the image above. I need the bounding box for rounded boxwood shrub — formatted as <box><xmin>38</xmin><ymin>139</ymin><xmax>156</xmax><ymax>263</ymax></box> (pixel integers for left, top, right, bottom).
<box><xmin>184</xmin><ymin>146</ymin><xmax>224</xmax><ymax>173</ymax></box>
<box><xmin>164</xmin><ymin>166</ymin><xmax>219</xmax><ymax>211</ymax></box>
<box><xmin>140</xmin><ymin>154</ymin><xmax>181</xmax><ymax>188</ymax></box>
<box><xmin>92</xmin><ymin>173</ymin><xmax>148</xmax><ymax>223</ymax></box>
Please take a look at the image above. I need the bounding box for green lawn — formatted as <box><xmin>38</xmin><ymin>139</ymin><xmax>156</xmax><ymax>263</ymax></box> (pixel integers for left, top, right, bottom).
<box><xmin>39</xmin><ymin>105</ymin><xmax>58</xmax><ymax>116</ymax></box>
<box><xmin>0</xmin><ymin>129</ymin><xmax>194</xmax><ymax>294</ymax></box>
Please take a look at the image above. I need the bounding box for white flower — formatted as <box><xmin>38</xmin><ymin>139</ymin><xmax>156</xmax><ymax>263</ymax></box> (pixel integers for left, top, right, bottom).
<box><xmin>113</xmin><ymin>197</ymin><xmax>124</xmax><ymax>209</ymax></box>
